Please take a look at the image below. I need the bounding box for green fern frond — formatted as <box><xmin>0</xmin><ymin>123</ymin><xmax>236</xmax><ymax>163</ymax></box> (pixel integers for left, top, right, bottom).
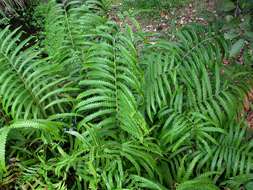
<box><xmin>75</xmin><ymin>28</ymin><xmax>146</xmax><ymax>139</ymax></box>
<box><xmin>176</xmin><ymin>176</ymin><xmax>219</xmax><ymax>190</ymax></box>
<box><xmin>197</xmin><ymin>121</ymin><xmax>253</xmax><ymax>177</ymax></box>
<box><xmin>0</xmin><ymin>127</ymin><xmax>10</xmax><ymax>172</ymax></box>
<box><xmin>43</xmin><ymin>0</ymin><xmax>107</xmax><ymax>78</ymax></box>
<box><xmin>143</xmin><ymin>25</ymin><xmax>249</xmax><ymax>124</ymax></box>
<box><xmin>60</xmin><ymin>122</ymin><xmax>161</xmax><ymax>187</ymax></box>
<box><xmin>158</xmin><ymin>109</ymin><xmax>225</xmax><ymax>153</ymax></box>
<box><xmin>0</xmin><ymin>120</ymin><xmax>61</xmax><ymax>173</ymax></box>
<box><xmin>144</xmin><ymin>42</ymin><xmax>179</xmax><ymax>121</ymax></box>
<box><xmin>130</xmin><ymin>175</ymin><xmax>167</xmax><ymax>190</ymax></box>
<box><xmin>221</xmin><ymin>174</ymin><xmax>253</xmax><ymax>190</ymax></box>
<box><xmin>0</xmin><ymin>26</ymin><xmax>76</xmax><ymax>119</ymax></box>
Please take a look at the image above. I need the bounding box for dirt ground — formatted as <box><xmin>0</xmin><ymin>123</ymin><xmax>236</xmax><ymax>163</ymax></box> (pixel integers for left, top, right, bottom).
<box><xmin>109</xmin><ymin>0</ymin><xmax>218</xmax><ymax>33</ymax></box>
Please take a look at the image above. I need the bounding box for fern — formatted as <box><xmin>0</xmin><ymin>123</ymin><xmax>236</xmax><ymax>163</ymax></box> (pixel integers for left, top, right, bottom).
<box><xmin>0</xmin><ymin>120</ymin><xmax>61</xmax><ymax>173</ymax></box>
<box><xmin>0</xmin><ymin>127</ymin><xmax>9</xmax><ymax>172</ymax></box>
<box><xmin>196</xmin><ymin>121</ymin><xmax>253</xmax><ymax>177</ymax></box>
<box><xmin>0</xmin><ymin>27</ymin><xmax>76</xmax><ymax>119</ymax></box>
<box><xmin>176</xmin><ymin>177</ymin><xmax>219</xmax><ymax>190</ymax></box>
<box><xmin>130</xmin><ymin>175</ymin><xmax>167</xmax><ymax>190</ymax></box>
<box><xmin>43</xmin><ymin>0</ymin><xmax>108</xmax><ymax>78</ymax></box>
<box><xmin>75</xmin><ymin>26</ymin><xmax>147</xmax><ymax>140</ymax></box>
<box><xmin>0</xmin><ymin>2</ymin><xmax>252</xmax><ymax>189</ymax></box>
<box><xmin>65</xmin><ymin>126</ymin><xmax>161</xmax><ymax>188</ymax></box>
<box><xmin>142</xmin><ymin>24</ymin><xmax>253</xmax><ymax>189</ymax></box>
<box><xmin>221</xmin><ymin>174</ymin><xmax>253</xmax><ymax>190</ymax></box>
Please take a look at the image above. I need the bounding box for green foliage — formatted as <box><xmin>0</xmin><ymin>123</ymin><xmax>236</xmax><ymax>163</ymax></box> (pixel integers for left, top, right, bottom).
<box><xmin>221</xmin><ymin>174</ymin><xmax>253</xmax><ymax>190</ymax></box>
<box><xmin>218</xmin><ymin>0</ymin><xmax>253</xmax><ymax>64</ymax></box>
<box><xmin>121</xmin><ymin>0</ymin><xmax>188</xmax><ymax>10</ymax></box>
<box><xmin>176</xmin><ymin>174</ymin><xmax>219</xmax><ymax>190</ymax></box>
<box><xmin>0</xmin><ymin>120</ymin><xmax>61</xmax><ymax>173</ymax></box>
<box><xmin>0</xmin><ymin>27</ymin><xmax>76</xmax><ymax>119</ymax></box>
<box><xmin>0</xmin><ymin>0</ymin><xmax>252</xmax><ymax>189</ymax></box>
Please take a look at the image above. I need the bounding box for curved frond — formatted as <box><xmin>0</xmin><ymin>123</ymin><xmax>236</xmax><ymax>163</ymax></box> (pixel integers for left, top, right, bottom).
<box><xmin>75</xmin><ymin>27</ymin><xmax>146</xmax><ymax>139</ymax></box>
<box><xmin>43</xmin><ymin>0</ymin><xmax>108</xmax><ymax>78</ymax></box>
<box><xmin>0</xmin><ymin>120</ymin><xmax>61</xmax><ymax>173</ymax></box>
<box><xmin>0</xmin><ymin>27</ymin><xmax>75</xmax><ymax>119</ymax></box>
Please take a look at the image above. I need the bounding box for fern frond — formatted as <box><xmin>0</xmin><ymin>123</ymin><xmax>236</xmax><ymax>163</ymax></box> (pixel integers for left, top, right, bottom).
<box><xmin>197</xmin><ymin>121</ymin><xmax>253</xmax><ymax>177</ymax></box>
<box><xmin>43</xmin><ymin>0</ymin><xmax>107</xmax><ymax>78</ymax></box>
<box><xmin>176</xmin><ymin>176</ymin><xmax>219</xmax><ymax>190</ymax></box>
<box><xmin>143</xmin><ymin>25</ymin><xmax>249</xmax><ymax>124</ymax></box>
<box><xmin>130</xmin><ymin>175</ymin><xmax>167</xmax><ymax>190</ymax></box>
<box><xmin>158</xmin><ymin>109</ymin><xmax>225</xmax><ymax>153</ymax></box>
<box><xmin>144</xmin><ymin>42</ymin><xmax>179</xmax><ymax>121</ymax></box>
<box><xmin>64</xmin><ymin>122</ymin><xmax>161</xmax><ymax>187</ymax></box>
<box><xmin>76</xmin><ymin>28</ymin><xmax>146</xmax><ymax>139</ymax></box>
<box><xmin>221</xmin><ymin>174</ymin><xmax>253</xmax><ymax>190</ymax></box>
<box><xmin>0</xmin><ymin>127</ymin><xmax>9</xmax><ymax>172</ymax></box>
<box><xmin>0</xmin><ymin>120</ymin><xmax>61</xmax><ymax>173</ymax></box>
<box><xmin>0</xmin><ymin>26</ymin><xmax>76</xmax><ymax>119</ymax></box>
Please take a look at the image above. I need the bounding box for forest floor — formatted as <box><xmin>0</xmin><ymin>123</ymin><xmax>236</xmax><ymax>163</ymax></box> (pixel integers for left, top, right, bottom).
<box><xmin>109</xmin><ymin>0</ymin><xmax>217</xmax><ymax>34</ymax></box>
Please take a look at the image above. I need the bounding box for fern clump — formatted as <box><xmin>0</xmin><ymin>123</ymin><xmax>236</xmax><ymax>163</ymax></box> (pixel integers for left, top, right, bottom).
<box><xmin>0</xmin><ymin>0</ymin><xmax>252</xmax><ymax>189</ymax></box>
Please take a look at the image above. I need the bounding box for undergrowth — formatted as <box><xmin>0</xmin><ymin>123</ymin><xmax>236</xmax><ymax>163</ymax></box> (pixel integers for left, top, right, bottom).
<box><xmin>0</xmin><ymin>0</ymin><xmax>252</xmax><ymax>189</ymax></box>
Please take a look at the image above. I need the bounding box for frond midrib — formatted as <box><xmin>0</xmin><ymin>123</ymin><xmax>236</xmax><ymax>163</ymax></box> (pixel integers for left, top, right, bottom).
<box><xmin>0</xmin><ymin>52</ymin><xmax>47</xmax><ymax>118</ymax></box>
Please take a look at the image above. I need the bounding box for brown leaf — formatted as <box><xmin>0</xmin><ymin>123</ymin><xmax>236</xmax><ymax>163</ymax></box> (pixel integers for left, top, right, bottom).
<box><xmin>244</xmin><ymin>96</ymin><xmax>250</xmax><ymax>112</ymax></box>
<box><xmin>247</xmin><ymin>112</ymin><xmax>253</xmax><ymax>128</ymax></box>
<box><xmin>248</xmin><ymin>90</ymin><xmax>253</xmax><ymax>101</ymax></box>
<box><xmin>223</xmin><ymin>59</ymin><xmax>230</xmax><ymax>65</ymax></box>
